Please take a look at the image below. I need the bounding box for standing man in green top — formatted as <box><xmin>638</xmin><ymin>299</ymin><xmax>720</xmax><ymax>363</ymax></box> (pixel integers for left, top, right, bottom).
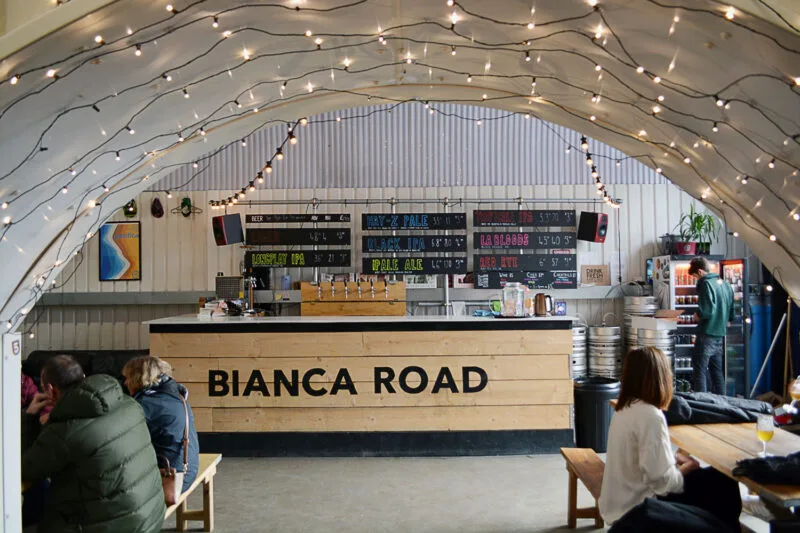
<box><xmin>689</xmin><ymin>257</ymin><xmax>735</xmax><ymax>395</ymax></box>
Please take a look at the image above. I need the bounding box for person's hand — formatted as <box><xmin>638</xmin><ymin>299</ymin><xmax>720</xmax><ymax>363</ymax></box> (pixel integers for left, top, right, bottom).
<box><xmin>39</xmin><ymin>412</ymin><xmax>50</xmax><ymax>425</ymax></box>
<box><xmin>693</xmin><ymin>313</ymin><xmax>699</xmax><ymax>322</ymax></box>
<box><xmin>678</xmin><ymin>455</ymin><xmax>701</xmax><ymax>476</ymax></box>
<box><xmin>26</xmin><ymin>392</ymin><xmax>50</xmax><ymax>415</ymax></box>
<box><xmin>675</xmin><ymin>452</ymin><xmax>693</xmax><ymax>466</ymax></box>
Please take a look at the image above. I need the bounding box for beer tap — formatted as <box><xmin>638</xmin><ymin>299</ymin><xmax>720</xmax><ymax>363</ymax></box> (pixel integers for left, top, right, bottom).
<box><xmin>357</xmin><ymin>280</ymin><xmax>363</xmax><ymax>298</ymax></box>
<box><xmin>317</xmin><ymin>283</ymin><xmax>322</xmax><ymax>301</ymax></box>
<box><xmin>344</xmin><ymin>283</ymin><xmax>350</xmax><ymax>299</ymax></box>
<box><xmin>370</xmin><ymin>279</ymin><xmax>375</xmax><ymax>298</ymax></box>
<box><xmin>384</xmin><ymin>280</ymin><xmax>390</xmax><ymax>299</ymax></box>
<box><xmin>331</xmin><ymin>282</ymin><xmax>336</xmax><ymax>299</ymax></box>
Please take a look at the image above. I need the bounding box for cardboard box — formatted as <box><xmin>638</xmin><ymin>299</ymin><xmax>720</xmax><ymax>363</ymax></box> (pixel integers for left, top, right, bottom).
<box><xmin>630</xmin><ymin>311</ymin><xmax>681</xmax><ymax>331</ymax></box>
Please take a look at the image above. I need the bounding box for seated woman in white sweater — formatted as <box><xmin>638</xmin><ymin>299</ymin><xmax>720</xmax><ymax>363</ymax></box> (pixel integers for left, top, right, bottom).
<box><xmin>599</xmin><ymin>346</ymin><xmax>742</xmax><ymax>533</ymax></box>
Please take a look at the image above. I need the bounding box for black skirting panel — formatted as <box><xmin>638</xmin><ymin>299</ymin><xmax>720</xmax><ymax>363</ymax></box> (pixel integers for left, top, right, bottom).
<box><xmin>150</xmin><ymin>319</ymin><xmax>572</xmax><ymax>334</ymax></box>
<box><xmin>198</xmin><ymin>430</ymin><xmax>575</xmax><ymax>457</ymax></box>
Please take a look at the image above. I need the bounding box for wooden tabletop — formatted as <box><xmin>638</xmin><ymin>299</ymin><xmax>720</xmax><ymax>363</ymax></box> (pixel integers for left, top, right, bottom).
<box><xmin>669</xmin><ymin>423</ymin><xmax>800</xmax><ymax>508</ymax></box>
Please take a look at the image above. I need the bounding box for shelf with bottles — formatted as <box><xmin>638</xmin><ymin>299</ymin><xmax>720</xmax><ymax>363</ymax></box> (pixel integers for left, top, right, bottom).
<box><xmin>675</xmin><ymin>304</ymin><xmax>698</xmax><ymax>308</ymax></box>
<box><xmin>674</xmin><ymin>285</ymin><xmax>697</xmax><ymax>289</ymax></box>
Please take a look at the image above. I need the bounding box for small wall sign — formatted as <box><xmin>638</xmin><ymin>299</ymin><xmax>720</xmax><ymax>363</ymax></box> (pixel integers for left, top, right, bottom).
<box><xmin>581</xmin><ymin>264</ymin><xmax>611</xmax><ymax>286</ymax></box>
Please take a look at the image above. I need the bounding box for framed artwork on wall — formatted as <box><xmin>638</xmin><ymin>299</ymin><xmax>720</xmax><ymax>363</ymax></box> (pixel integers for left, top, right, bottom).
<box><xmin>99</xmin><ymin>221</ymin><xmax>141</xmax><ymax>281</ymax></box>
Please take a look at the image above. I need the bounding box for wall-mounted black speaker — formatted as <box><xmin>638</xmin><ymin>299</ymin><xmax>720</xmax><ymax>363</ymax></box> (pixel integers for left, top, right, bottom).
<box><xmin>577</xmin><ymin>211</ymin><xmax>609</xmax><ymax>243</ymax></box>
<box><xmin>211</xmin><ymin>214</ymin><xmax>244</xmax><ymax>246</ymax></box>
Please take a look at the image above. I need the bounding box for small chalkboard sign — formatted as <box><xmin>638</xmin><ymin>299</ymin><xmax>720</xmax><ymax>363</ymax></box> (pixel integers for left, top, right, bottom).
<box><xmin>362</xmin><ymin>257</ymin><xmax>467</xmax><ymax>275</ymax></box>
<box><xmin>246</xmin><ymin>214</ymin><xmax>351</xmax><ymax>224</ymax></box>
<box><xmin>475</xmin><ymin>270</ymin><xmax>578</xmax><ymax>289</ymax></box>
<box><xmin>473</xmin><ymin>254</ymin><xmax>576</xmax><ymax>272</ymax></box>
<box><xmin>473</xmin><ymin>210</ymin><xmax>576</xmax><ymax>227</ymax></box>
<box><xmin>245</xmin><ymin>228</ymin><xmax>351</xmax><ymax>246</ymax></box>
<box><xmin>361</xmin><ymin>213</ymin><xmax>467</xmax><ymax>230</ymax></box>
<box><xmin>473</xmin><ymin>232</ymin><xmax>576</xmax><ymax>250</ymax></box>
<box><xmin>246</xmin><ymin>250</ymin><xmax>351</xmax><ymax>268</ymax></box>
<box><xmin>362</xmin><ymin>235</ymin><xmax>467</xmax><ymax>253</ymax></box>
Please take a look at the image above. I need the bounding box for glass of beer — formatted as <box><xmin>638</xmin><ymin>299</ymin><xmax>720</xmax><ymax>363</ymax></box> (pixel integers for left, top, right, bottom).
<box><xmin>790</xmin><ymin>376</ymin><xmax>800</xmax><ymax>406</ymax></box>
<box><xmin>756</xmin><ymin>413</ymin><xmax>774</xmax><ymax>457</ymax></box>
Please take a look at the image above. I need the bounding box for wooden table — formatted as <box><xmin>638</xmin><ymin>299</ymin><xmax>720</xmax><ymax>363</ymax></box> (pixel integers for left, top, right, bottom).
<box><xmin>669</xmin><ymin>423</ymin><xmax>800</xmax><ymax>531</ymax></box>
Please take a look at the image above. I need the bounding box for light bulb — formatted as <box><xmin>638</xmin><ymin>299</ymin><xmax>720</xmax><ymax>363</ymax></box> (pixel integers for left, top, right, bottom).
<box><xmin>10</xmin><ymin>74</ymin><xmax>19</xmax><ymax>85</ymax></box>
<box><xmin>639</xmin><ymin>129</ymin><xmax>647</xmax><ymax>136</ymax></box>
<box><xmin>178</xmin><ymin>134</ymin><xmax>184</xmax><ymax>142</ymax></box>
<box><xmin>524</xmin><ymin>51</ymin><xmax>530</xmax><ymax>61</ymax></box>
<box><xmin>467</xmin><ymin>75</ymin><xmax>472</xmax><ymax>83</ymax></box>
<box><xmin>715</xmin><ymin>96</ymin><xmax>724</xmax><ymax>107</ymax></box>
<box><xmin>46</xmin><ymin>69</ymin><xmax>57</xmax><ymax>78</ymax></box>
<box><xmin>300</xmin><ymin>117</ymin><xmax>308</xmax><ymax>126</ymax></box>
<box><xmin>212</xmin><ymin>17</ymin><xmax>219</xmax><ymax>28</ymax></box>
<box><xmin>61</xmin><ymin>186</ymin><xmax>69</xmax><ymax>194</ymax></box>
<box><xmin>1</xmin><ymin>202</ymin><xmax>7</xmax><ymax>209</ymax></box>
<box><xmin>741</xmin><ymin>176</ymin><xmax>748</xmax><ymax>184</ymax></box>
<box><xmin>476</xmin><ymin>120</ymin><xmax>482</xmax><ymax>126</ymax></box>
<box><xmin>653</xmin><ymin>76</ymin><xmax>661</xmax><ymax>83</ymax></box>
<box><xmin>164</xmin><ymin>74</ymin><xmax>172</xmax><ymax>82</ymax></box>
<box><xmin>589</xmin><ymin>0</ymin><xmax>598</xmax><ymax>6</ymax></box>
<box><xmin>166</xmin><ymin>4</ymin><xmax>174</xmax><ymax>12</ymax></box>
<box><xmin>199</xmin><ymin>127</ymin><xmax>206</xmax><ymax>136</ymax></box>
<box><xmin>590</xmin><ymin>115</ymin><xmax>596</xmax><ymax>121</ymax></box>
<box><xmin>305</xmin><ymin>30</ymin><xmax>312</xmax><ymax>37</ymax></box>
<box><xmin>344</xmin><ymin>57</ymin><xmax>352</xmax><ymax>68</ymax></box>
<box><xmin>450</xmin><ymin>12</ymin><xmax>459</xmax><ymax>25</ymax></box>
<box><xmin>586</xmin><ymin>154</ymin><xmax>593</xmax><ymax>166</ymax></box>
<box><xmin>242</xmin><ymin>48</ymin><xmax>251</xmax><ymax>61</ymax></box>
<box><xmin>745</xmin><ymin>317</ymin><xmax>752</xmax><ymax>324</ymax></box>
<box><xmin>595</xmin><ymin>64</ymin><xmax>602</xmax><ymax>71</ymax></box>
<box><xmin>257</xmin><ymin>172</ymin><xmax>264</xmax><ymax>184</ymax></box>
<box><xmin>657</xmin><ymin>95</ymin><xmax>665</xmax><ymax>102</ymax></box>
<box><xmin>307</xmin><ymin>81</ymin><xmax>313</xmax><ymax>93</ymax></box>
<box><xmin>683</xmin><ymin>156</ymin><xmax>691</xmax><ymax>164</ymax></box>
<box><xmin>289</xmin><ymin>133</ymin><xmax>298</xmax><ymax>145</ymax></box>
<box><xmin>636</xmin><ymin>66</ymin><xmax>644</xmax><ymax>74</ymax></box>
<box><xmin>249</xmin><ymin>182</ymin><xmax>256</xmax><ymax>192</ymax></box>
<box><xmin>241</xmin><ymin>139</ymin><xmax>247</xmax><ymax>147</ymax></box>
<box><xmin>769</xmin><ymin>234</ymin><xmax>777</xmax><ymax>242</ymax></box>
<box><xmin>712</xmin><ymin>123</ymin><xmax>719</xmax><ymax>133</ymax></box>
<box><xmin>223</xmin><ymin>30</ymin><xmax>232</xmax><ymax>38</ymax></box>
<box><xmin>193</xmin><ymin>162</ymin><xmax>199</xmax><ymax>169</ymax></box>
<box><xmin>580</xmin><ymin>136</ymin><xmax>588</xmax><ymax>151</ymax></box>
<box><xmin>2</xmin><ymin>216</ymin><xmax>11</xmax><ymax>225</ymax></box>
<box><xmin>127</xmin><ymin>126</ymin><xmax>135</xmax><ymax>135</ymax></box>
<box><xmin>565</xmin><ymin>146</ymin><xmax>571</xmax><ymax>154</ymax></box>
<box><xmin>94</xmin><ymin>35</ymin><xmax>103</xmax><ymax>44</ymax></box>
<box><xmin>276</xmin><ymin>149</ymin><xmax>284</xmax><ymax>161</ymax></box>
<box><xmin>591</xmin><ymin>166</ymin><xmax>599</xmax><ymax>178</ymax></box>
<box><xmin>135</xmin><ymin>45</ymin><xmax>142</xmax><ymax>57</ymax></box>
<box><xmin>725</xmin><ymin>7</ymin><xmax>735</xmax><ymax>20</ymax></box>
<box><xmin>88</xmin><ymin>200</ymin><xmax>96</xmax><ymax>208</ymax></box>
<box><xmin>29</xmin><ymin>332</ymin><xmax>35</xmax><ymax>339</ymax></box>
<box><xmin>733</xmin><ymin>231</ymin><xmax>739</xmax><ymax>237</ymax></box>
<box><xmin>103</xmin><ymin>184</ymin><xmax>109</xmax><ymax>192</ymax></box>
<box><xmin>656</xmin><ymin>167</ymin><xmax>663</xmax><ymax>174</ymax></box>
<box><xmin>167</xmin><ymin>191</ymin><xmax>172</xmax><ymax>199</ymax></box>
<box><xmin>447</xmin><ymin>0</ymin><xmax>454</xmax><ymax>6</ymax></box>
<box><xmin>793</xmin><ymin>213</ymin><xmax>800</xmax><ymax>221</ymax></box>
<box><xmin>768</xmin><ymin>159</ymin><xmax>775</xmax><ymax>169</ymax></box>
<box><xmin>265</xmin><ymin>162</ymin><xmax>273</xmax><ymax>174</ymax></box>
<box><xmin>183</xmin><ymin>88</ymin><xmax>190</xmax><ymax>98</ymax></box>
<box><xmin>652</xmin><ymin>105</ymin><xmax>661</xmax><ymax>114</ymax></box>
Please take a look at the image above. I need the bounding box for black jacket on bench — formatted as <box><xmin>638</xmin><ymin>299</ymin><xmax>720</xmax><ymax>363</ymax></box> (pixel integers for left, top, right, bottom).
<box><xmin>664</xmin><ymin>392</ymin><xmax>772</xmax><ymax>426</ymax></box>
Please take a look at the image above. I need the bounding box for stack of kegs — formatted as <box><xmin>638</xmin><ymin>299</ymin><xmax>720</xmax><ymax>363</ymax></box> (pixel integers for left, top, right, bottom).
<box><xmin>588</xmin><ymin>326</ymin><xmax>623</xmax><ymax>378</ymax></box>
<box><xmin>624</xmin><ymin>296</ymin><xmax>659</xmax><ymax>357</ymax></box>
<box><xmin>635</xmin><ymin>328</ymin><xmax>676</xmax><ymax>367</ymax></box>
<box><xmin>571</xmin><ymin>325</ymin><xmax>588</xmax><ymax>379</ymax></box>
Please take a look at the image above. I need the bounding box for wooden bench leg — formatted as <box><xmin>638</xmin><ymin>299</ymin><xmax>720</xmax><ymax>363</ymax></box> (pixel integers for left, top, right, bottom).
<box><xmin>594</xmin><ymin>502</ymin><xmax>604</xmax><ymax>529</ymax></box>
<box><xmin>203</xmin><ymin>476</ymin><xmax>214</xmax><ymax>532</ymax></box>
<box><xmin>176</xmin><ymin>499</ymin><xmax>189</xmax><ymax>532</ymax></box>
<box><xmin>567</xmin><ymin>469</ymin><xmax>578</xmax><ymax>528</ymax></box>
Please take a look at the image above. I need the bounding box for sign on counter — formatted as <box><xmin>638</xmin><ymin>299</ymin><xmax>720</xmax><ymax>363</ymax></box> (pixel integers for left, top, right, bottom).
<box><xmin>474</xmin><ymin>254</ymin><xmax>576</xmax><ymax>272</ymax></box>
<box><xmin>361</xmin><ymin>213</ymin><xmax>467</xmax><ymax>230</ymax></box>
<box><xmin>362</xmin><ymin>235</ymin><xmax>467</xmax><ymax>253</ymax></box>
<box><xmin>473</xmin><ymin>210</ymin><xmax>576</xmax><ymax>227</ymax></box>
<box><xmin>362</xmin><ymin>257</ymin><xmax>467</xmax><ymax>275</ymax></box>
<box><xmin>473</xmin><ymin>231</ymin><xmax>576</xmax><ymax>250</ymax></box>
<box><xmin>475</xmin><ymin>270</ymin><xmax>578</xmax><ymax>289</ymax></box>
<box><xmin>246</xmin><ymin>250</ymin><xmax>351</xmax><ymax>268</ymax></box>
<box><xmin>246</xmin><ymin>214</ymin><xmax>351</xmax><ymax>224</ymax></box>
<box><xmin>245</xmin><ymin>228</ymin><xmax>351</xmax><ymax>246</ymax></box>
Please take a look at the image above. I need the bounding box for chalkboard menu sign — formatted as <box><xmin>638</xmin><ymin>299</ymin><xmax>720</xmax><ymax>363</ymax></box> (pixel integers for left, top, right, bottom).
<box><xmin>362</xmin><ymin>257</ymin><xmax>467</xmax><ymax>275</ymax></box>
<box><xmin>474</xmin><ymin>254</ymin><xmax>576</xmax><ymax>272</ymax></box>
<box><xmin>362</xmin><ymin>235</ymin><xmax>466</xmax><ymax>253</ymax></box>
<box><xmin>473</xmin><ymin>210</ymin><xmax>576</xmax><ymax>227</ymax></box>
<box><xmin>475</xmin><ymin>270</ymin><xmax>578</xmax><ymax>289</ymax></box>
<box><xmin>246</xmin><ymin>214</ymin><xmax>350</xmax><ymax>224</ymax></box>
<box><xmin>361</xmin><ymin>213</ymin><xmax>467</xmax><ymax>230</ymax></box>
<box><xmin>246</xmin><ymin>228</ymin><xmax>351</xmax><ymax>246</ymax></box>
<box><xmin>473</xmin><ymin>231</ymin><xmax>576</xmax><ymax>250</ymax></box>
<box><xmin>246</xmin><ymin>250</ymin><xmax>351</xmax><ymax>268</ymax></box>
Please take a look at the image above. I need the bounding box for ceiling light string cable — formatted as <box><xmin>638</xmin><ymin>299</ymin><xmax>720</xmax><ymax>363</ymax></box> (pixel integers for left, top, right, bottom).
<box><xmin>752</xmin><ymin>0</ymin><xmax>800</xmax><ymax>33</ymax></box>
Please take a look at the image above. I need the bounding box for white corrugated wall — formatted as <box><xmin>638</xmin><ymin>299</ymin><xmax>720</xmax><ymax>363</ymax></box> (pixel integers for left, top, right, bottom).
<box><xmin>156</xmin><ymin>104</ymin><xmax>665</xmax><ymax>192</ymax></box>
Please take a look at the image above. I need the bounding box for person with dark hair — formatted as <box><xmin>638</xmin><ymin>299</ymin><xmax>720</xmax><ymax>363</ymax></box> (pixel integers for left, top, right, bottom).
<box><xmin>688</xmin><ymin>257</ymin><xmax>735</xmax><ymax>394</ymax></box>
<box><xmin>599</xmin><ymin>347</ymin><xmax>742</xmax><ymax>533</ymax></box>
<box><xmin>22</xmin><ymin>355</ymin><xmax>165</xmax><ymax>533</ymax></box>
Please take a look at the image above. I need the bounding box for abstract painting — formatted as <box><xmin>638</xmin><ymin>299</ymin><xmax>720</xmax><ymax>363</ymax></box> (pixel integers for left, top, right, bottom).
<box><xmin>99</xmin><ymin>221</ymin><xmax>141</xmax><ymax>281</ymax></box>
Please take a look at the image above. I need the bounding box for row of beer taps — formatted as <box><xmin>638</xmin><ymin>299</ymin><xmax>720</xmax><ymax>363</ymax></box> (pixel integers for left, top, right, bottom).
<box><xmin>316</xmin><ymin>280</ymin><xmax>391</xmax><ymax>299</ymax></box>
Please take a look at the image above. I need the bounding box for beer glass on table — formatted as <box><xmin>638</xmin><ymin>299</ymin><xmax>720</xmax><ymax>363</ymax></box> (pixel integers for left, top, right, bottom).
<box><xmin>756</xmin><ymin>413</ymin><xmax>774</xmax><ymax>458</ymax></box>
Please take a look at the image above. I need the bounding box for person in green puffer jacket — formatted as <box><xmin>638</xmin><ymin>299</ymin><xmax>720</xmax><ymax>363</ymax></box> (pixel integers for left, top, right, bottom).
<box><xmin>689</xmin><ymin>257</ymin><xmax>735</xmax><ymax>396</ymax></box>
<box><xmin>22</xmin><ymin>355</ymin><xmax>165</xmax><ymax>533</ymax></box>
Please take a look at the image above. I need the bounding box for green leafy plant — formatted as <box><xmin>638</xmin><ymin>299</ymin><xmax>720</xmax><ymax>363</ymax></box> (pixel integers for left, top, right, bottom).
<box><xmin>676</xmin><ymin>204</ymin><xmax>704</xmax><ymax>242</ymax></box>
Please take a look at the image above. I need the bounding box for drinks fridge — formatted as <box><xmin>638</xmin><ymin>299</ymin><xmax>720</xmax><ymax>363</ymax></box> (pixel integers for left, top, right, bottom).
<box><xmin>719</xmin><ymin>259</ymin><xmax>749</xmax><ymax>397</ymax></box>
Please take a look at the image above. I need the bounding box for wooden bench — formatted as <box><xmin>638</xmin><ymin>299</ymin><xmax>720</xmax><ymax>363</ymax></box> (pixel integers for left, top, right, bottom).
<box><xmin>560</xmin><ymin>448</ymin><xmax>605</xmax><ymax>529</ymax></box>
<box><xmin>165</xmin><ymin>453</ymin><xmax>222</xmax><ymax>532</ymax></box>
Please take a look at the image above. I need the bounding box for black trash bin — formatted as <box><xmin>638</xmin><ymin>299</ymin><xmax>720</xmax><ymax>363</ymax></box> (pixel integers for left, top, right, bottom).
<box><xmin>574</xmin><ymin>376</ymin><xmax>620</xmax><ymax>452</ymax></box>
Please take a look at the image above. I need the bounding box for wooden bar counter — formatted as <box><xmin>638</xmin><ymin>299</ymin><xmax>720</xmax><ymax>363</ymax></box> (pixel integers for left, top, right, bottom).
<box><xmin>148</xmin><ymin>315</ymin><xmax>575</xmax><ymax>456</ymax></box>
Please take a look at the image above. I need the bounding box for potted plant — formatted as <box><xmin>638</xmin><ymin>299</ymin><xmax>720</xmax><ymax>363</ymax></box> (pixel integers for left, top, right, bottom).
<box><xmin>673</xmin><ymin>204</ymin><xmax>704</xmax><ymax>255</ymax></box>
<box><xmin>696</xmin><ymin>212</ymin><xmax>721</xmax><ymax>255</ymax></box>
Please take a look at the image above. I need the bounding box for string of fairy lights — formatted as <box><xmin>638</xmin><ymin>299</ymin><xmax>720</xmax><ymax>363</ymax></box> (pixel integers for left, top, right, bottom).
<box><xmin>1</xmin><ymin>0</ymin><xmax>799</xmax><ymax>332</ymax></box>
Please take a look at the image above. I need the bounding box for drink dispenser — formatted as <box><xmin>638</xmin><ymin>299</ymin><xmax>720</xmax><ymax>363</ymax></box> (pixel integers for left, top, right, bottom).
<box><xmin>502</xmin><ymin>282</ymin><xmax>526</xmax><ymax>317</ymax></box>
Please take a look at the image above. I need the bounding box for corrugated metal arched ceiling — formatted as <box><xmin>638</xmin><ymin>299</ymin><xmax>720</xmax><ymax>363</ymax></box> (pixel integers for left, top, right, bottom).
<box><xmin>0</xmin><ymin>0</ymin><xmax>799</xmax><ymax>328</ymax></box>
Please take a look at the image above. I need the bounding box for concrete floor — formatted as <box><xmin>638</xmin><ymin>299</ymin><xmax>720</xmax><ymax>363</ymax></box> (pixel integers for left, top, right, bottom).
<box><xmin>163</xmin><ymin>455</ymin><xmax>604</xmax><ymax>533</ymax></box>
